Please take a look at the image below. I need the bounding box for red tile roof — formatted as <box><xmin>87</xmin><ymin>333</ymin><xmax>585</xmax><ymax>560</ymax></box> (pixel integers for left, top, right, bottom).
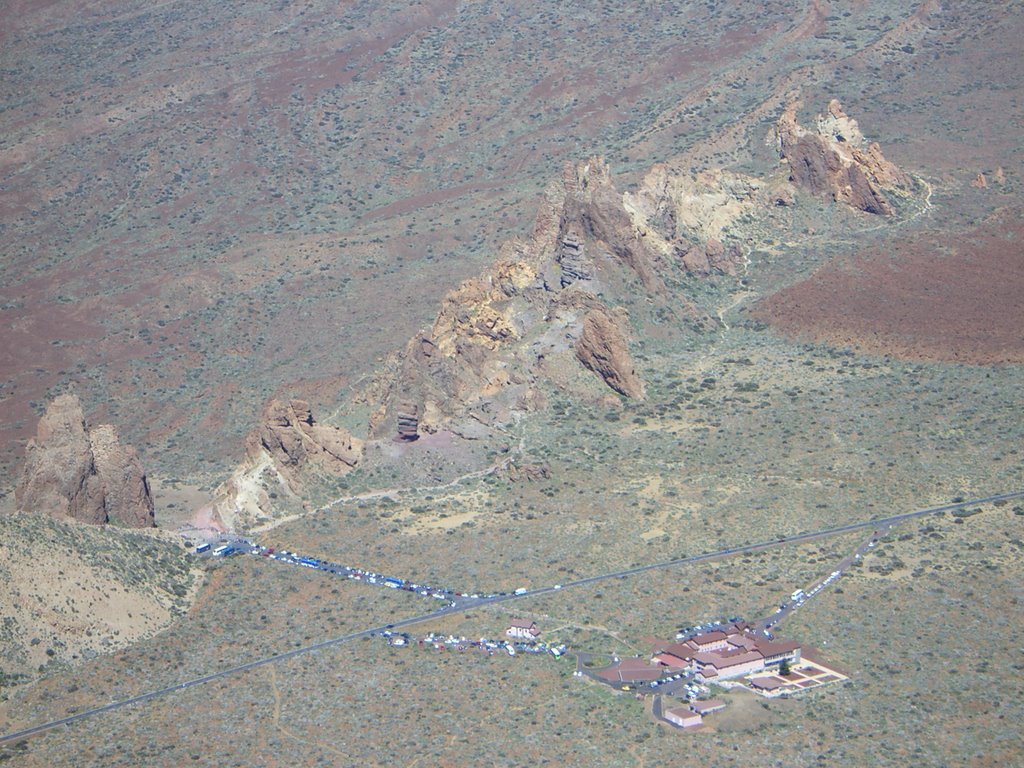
<box><xmin>692</xmin><ymin>630</ymin><xmax>727</xmax><ymax>645</ymax></box>
<box><xmin>693</xmin><ymin>649</ymin><xmax>763</xmax><ymax>669</ymax></box>
<box><xmin>597</xmin><ymin>658</ymin><xmax>663</xmax><ymax>683</ymax></box>
<box><xmin>750</xmin><ymin>676</ymin><xmax>784</xmax><ymax>691</ymax></box>
<box><xmin>752</xmin><ymin>637</ymin><xmax>800</xmax><ymax>657</ymax></box>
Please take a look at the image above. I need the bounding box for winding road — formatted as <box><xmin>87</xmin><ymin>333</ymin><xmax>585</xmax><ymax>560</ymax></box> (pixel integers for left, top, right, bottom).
<box><xmin>2</xmin><ymin>489</ymin><xmax>1021</xmax><ymax>747</ymax></box>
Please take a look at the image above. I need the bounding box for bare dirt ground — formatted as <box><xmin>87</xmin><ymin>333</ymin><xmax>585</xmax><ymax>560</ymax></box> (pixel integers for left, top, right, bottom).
<box><xmin>752</xmin><ymin>211</ymin><xmax>1024</xmax><ymax>364</ymax></box>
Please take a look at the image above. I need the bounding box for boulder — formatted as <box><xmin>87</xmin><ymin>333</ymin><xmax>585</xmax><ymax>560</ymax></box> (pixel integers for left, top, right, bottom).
<box><xmin>575</xmin><ymin>306</ymin><xmax>645</xmax><ymax>399</ymax></box>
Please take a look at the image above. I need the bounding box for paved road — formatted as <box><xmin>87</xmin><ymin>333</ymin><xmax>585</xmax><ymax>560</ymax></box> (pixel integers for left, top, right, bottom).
<box><xmin>513</xmin><ymin>490</ymin><xmax>1024</xmax><ymax>602</ymax></box>
<box><xmin>753</xmin><ymin>524</ymin><xmax>893</xmax><ymax>632</ymax></box>
<box><xmin>2</xmin><ymin>489</ymin><xmax>1021</xmax><ymax>746</ymax></box>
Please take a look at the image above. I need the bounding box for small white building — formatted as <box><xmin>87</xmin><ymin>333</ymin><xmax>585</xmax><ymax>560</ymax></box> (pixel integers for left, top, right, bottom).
<box><xmin>664</xmin><ymin>707</ymin><xmax>703</xmax><ymax>729</ymax></box>
<box><xmin>506</xmin><ymin>619</ymin><xmax>540</xmax><ymax>640</ymax></box>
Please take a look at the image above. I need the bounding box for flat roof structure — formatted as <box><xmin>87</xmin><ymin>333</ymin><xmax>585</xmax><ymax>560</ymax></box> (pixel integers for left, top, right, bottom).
<box><xmin>664</xmin><ymin>707</ymin><xmax>703</xmax><ymax>729</ymax></box>
<box><xmin>690</xmin><ymin>699</ymin><xmax>727</xmax><ymax>715</ymax></box>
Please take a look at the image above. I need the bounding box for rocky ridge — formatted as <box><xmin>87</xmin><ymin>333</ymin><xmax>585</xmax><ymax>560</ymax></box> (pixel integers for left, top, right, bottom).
<box><xmin>363</xmin><ymin>156</ymin><xmax>683</xmax><ymax>448</ymax></box>
<box><xmin>211</xmin><ymin>399</ymin><xmax>362</xmax><ymax>530</ymax></box>
<box><xmin>14</xmin><ymin>394</ymin><xmax>155</xmax><ymax>528</ymax></box>
<box><xmin>218</xmin><ymin>104</ymin><xmax>914</xmax><ymax>528</ymax></box>
<box><xmin>775</xmin><ymin>99</ymin><xmax>912</xmax><ymax>215</ymax></box>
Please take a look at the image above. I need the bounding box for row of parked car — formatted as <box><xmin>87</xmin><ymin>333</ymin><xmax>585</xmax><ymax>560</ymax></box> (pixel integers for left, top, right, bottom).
<box><xmin>376</xmin><ymin>630</ymin><xmax>567</xmax><ymax>659</ymax></box>
<box><xmin>247</xmin><ymin>545</ymin><xmax>472</xmax><ymax>606</ymax></box>
<box><xmin>199</xmin><ymin>539</ymin><xmax>524</xmax><ymax>608</ymax></box>
<box><xmin>675</xmin><ymin>617</ymin><xmax>743</xmax><ymax>640</ymax></box>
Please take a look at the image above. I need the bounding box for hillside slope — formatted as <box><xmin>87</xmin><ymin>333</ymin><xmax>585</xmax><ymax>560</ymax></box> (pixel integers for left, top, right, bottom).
<box><xmin>0</xmin><ymin>514</ymin><xmax>202</xmax><ymax>685</ymax></box>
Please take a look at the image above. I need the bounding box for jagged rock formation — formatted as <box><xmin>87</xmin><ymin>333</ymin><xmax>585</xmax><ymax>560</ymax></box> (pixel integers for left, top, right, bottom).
<box><xmin>575</xmin><ymin>306</ymin><xmax>646</xmax><ymax>399</ymax></box>
<box><xmin>362</xmin><ymin>156</ymin><xmax>678</xmax><ymax>446</ymax></box>
<box><xmin>217</xmin><ymin>137</ymin><xmax>923</xmax><ymax>529</ymax></box>
<box><xmin>14</xmin><ymin>394</ymin><xmax>155</xmax><ymax>528</ymax></box>
<box><xmin>356</xmin><ymin>154</ymin><xmax>796</xmax><ymax>447</ymax></box>
<box><xmin>213</xmin><ymin>399</ymin><xmax>362</xmax><ymax>531</ymax></box>
<box><xmin>775</xmin><ymin>99</ymin><xmax>912</xmax><ymax>215</ymax></box>
<box><xmin>248</xmin><ymin>399</ymin><xmax>362</xmax><ymax>483</ymax></box>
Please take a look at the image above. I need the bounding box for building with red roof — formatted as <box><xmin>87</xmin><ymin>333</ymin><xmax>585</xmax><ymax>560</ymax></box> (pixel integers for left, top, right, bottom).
<box><xmin>652</xmin><ymin>624</ymin><xmax>801</xmax><ymax>681</ymax></box>
<box><xmin>506</xmin><ymin>619</ymin><xmax>540</xmax><ymax>640</ymax></box>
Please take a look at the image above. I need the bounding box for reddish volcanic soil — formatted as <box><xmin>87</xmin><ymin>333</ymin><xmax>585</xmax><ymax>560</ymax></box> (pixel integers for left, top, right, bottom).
<box><xmin>752</xmin><ymin>214</ymin><xmax>1024</xmax><ymax>365</ymax></box>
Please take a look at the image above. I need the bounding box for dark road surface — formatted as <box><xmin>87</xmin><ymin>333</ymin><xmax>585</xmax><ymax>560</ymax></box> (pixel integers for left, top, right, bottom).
<box><xmin>2</xmin><ymin>489</ymin><xmax>1020</xmax><ymax>746</ymax></box>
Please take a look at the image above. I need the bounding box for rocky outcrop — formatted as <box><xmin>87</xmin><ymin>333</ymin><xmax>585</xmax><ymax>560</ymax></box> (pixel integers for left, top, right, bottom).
<box><xmin>248</xmin><ymin>399</ymin><xmax>362</xmax><ymax>483</ymax></box>
<box><xmin>561</xmin><ymin>158</ymin><xmax>662</xmax><ymax>290</ymax></box>
<box><xmin>775</xmin><ymin>99</ymin><xmax>912</xmax><ymax>215</ymax></box>
<box><xmin>395</xmin><ymin>401</ymin><xmax>419</xmax><ymax>441</ymax></box>
<box><xmin>213</xmin><ymin>399</ymin><xmax>363</xmax><ymax>531</ymax></box>
<box><xmin>558</xmin><ymin>232</ymin><xmax>590</xmax><ymax>287</ymax></box>
<box><xmin>360</xmin><ymin>157</ymin><xmax>736</xmax><ymax>440</ymax></box>
<box><xmin>14</xmin><ymin>394</ymin><xmax>155</xmax><ymax>528</ymax></box>
<box><xmin>498</xmin><ymin>461</ymin><xmax>551</xmax><ymax>483</ymax></box>
<box><xmin>89</xmin><ymin>425</ymin><xmax>156</xmax><ymax>528</ymax></box>
<box><xmin>677</xmin><ymin>238</ymin><xmax>743</xmax><ymax>276</ymax></box>
<box><xmin>625</xmin><ymin>166</ymin><xmax>762</xmax><ymax>242</ymax></box>
<box><xmin>575</xmin><ymin>306</ymin><xmax>645</xmax><ymax>399</ymax></box>
<box><xmin>622</xmin><ymin>165</ymin><xmax>757</xmax><ymax>275</ymax></box>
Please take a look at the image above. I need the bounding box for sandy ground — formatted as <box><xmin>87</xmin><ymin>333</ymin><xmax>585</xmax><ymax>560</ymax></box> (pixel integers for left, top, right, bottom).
<box><xmin>0</xmin><ymin>514</ymin><xmax>204</xmax><ymax>683</ymax></box>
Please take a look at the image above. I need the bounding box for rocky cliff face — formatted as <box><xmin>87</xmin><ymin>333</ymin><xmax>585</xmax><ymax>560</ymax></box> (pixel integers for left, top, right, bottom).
<box><xmin>775</xmin><ymin>99</ymin><xmax>912</xmax><ymax>215</ymax></box>
<box><xmin>249</xmin><ymin>399</ymin><xmax>362</xmax><ymax>483</ymax></box>
<box><xmin>575</xmin><ymin>306</ymin><xmax>645</xmax><ymax>399</ymax></box>
<box><xmin>559</xmin><ymin>158</ymin><xmax>664</xmax><ymax>291</ymax></box>
<box><xmin>14</xmin><ymin>395</ymin><xmax>155</xmax><ymax>528</ymax></box>
<box><xmin>213</xmin><ymin>399</ymin><xmax>362</xmax><ymax>530</ymax></box>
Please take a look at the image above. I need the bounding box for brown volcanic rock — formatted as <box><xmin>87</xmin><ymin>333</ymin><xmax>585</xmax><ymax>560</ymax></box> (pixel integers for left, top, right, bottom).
<box><xmin>15</xmin><ymin>394</ymin><xmax>104</xmax><ymax>524</ymax></box>
<box><xmin>776</xmin><ymin>100</ymin><xmax>911</xmax><ymax>215</ymax></box>
<box><xmin>678</xmin><ymin>238</ymin><xmax>741</xmax><ymax>276</ymax></box>
<box><xmin>575</xmin><ymin>306</ymin><xmax>645</xmax><ymax>399</ymax></box>
<box><xmin>249</xmin><ymin>399</ymin><xmax>362</xmax><ymax>482</ymax></box>
<box><xmin>561</xmin><ymin>158</ymin><xmax>662</xmax><ymax>290</ymax></box>
<box><xmin>14</xmin><ymin>394</ymin><xmax>154</xmax><ymax>527</ymax></box>
<box><xmin>89</xmin><ymin>425</ymin><xmax>156</xmax><ymax>528</ymax></box>
<box><xmin>498</xmin><ymin>461</ymin><xmax>551</xmax><ymax>483</ymax></box>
